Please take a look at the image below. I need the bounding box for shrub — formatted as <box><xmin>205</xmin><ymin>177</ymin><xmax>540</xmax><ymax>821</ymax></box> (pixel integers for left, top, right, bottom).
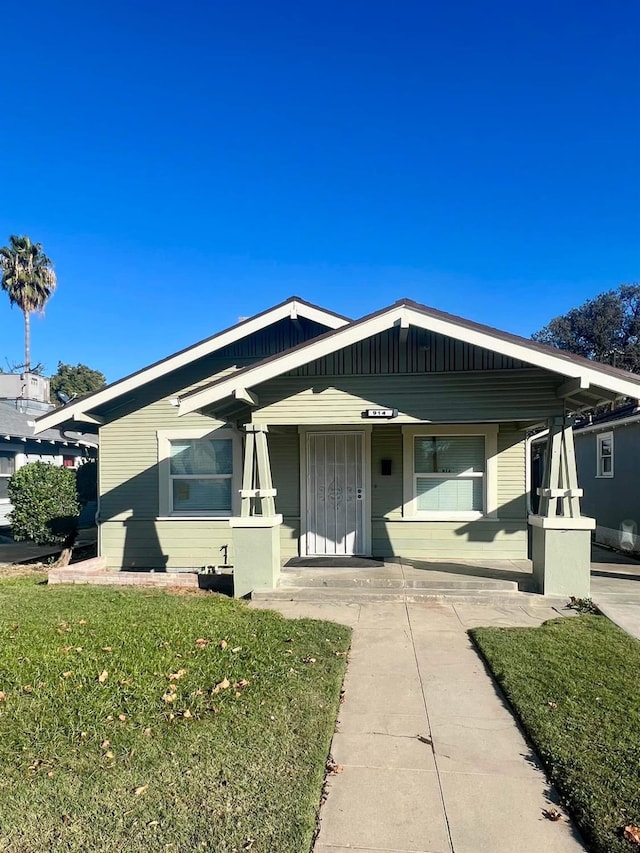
<box><xmin>8</xmin><ymin>462</ymin><xmax>80</xmax><ymax>562</ymax></box>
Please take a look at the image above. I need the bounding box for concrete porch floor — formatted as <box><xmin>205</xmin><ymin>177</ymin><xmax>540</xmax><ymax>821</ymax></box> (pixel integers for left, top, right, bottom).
<box><xmin>252</xmin><ymin>545</ymin><xmax>640</xmax><ymax>613</ymax></box>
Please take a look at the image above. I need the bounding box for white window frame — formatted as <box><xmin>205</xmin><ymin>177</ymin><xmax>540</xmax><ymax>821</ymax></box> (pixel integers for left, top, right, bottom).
<box><xmin>157</xmin><ymin>426</ymin><xmax>242</xmax><ymax>518</ymax></box>
<box><xmin>596</xmin><ymin>431</ymin><xmax>614</xmax><ymax>479</ymax></box>
<box><xmin>402</xmin><ymin>424</ymin><xmax>498</xmax><ymax>520</ymax></box>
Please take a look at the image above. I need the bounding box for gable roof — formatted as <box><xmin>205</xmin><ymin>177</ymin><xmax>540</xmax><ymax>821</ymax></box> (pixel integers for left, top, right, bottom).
<box><xmin>177</xmin><ymin>297</ymin><xmax>640</xmax><ymax>415</ymax></box>
<box><xmin>33</xmin><ymin>297</ymin><xmax>349</xmax><ymax>434</ymax></box>
<box><xmin>0</xmin><ymin>402</ymin><xmax>97</xmax><ymax>448</ymax></box>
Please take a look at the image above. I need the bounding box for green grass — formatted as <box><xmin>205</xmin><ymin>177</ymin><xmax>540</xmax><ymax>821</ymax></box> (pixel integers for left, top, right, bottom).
<box><xmin>471</xmin><ymin>615</ymin><xmax>640</xmax><ymax>853</ymax></box>
<box><xmin>0</xmin><ymin>575</ymin><xmax>351</xmax><ymax>852</ymax></box>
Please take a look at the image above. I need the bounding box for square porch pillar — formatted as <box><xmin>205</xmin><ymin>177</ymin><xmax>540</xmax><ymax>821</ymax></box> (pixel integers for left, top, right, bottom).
<box><xmin>229</xmin><ymin>424</ymin><xmax>282</xmax><ymax>598</ymax></box>
<box><xmin>529</xmin><ymin>418</ymin><xmax>595</xmax><ymax>598</ymax></box>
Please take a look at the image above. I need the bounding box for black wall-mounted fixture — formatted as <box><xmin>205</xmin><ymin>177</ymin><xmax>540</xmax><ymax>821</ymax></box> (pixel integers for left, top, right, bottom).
<box><xmin>381</xmin><ymin>458</ymin><xmax>393</xmax><ymax>476</ymax></box>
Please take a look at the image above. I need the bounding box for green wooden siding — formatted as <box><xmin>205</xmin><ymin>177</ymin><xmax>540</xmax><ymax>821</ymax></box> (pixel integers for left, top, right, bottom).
<box><xmin>291</xmin><ymin>327</ymin><xmax>528</xmax><ymax>376</ymax></box>
<box><xmin>251</xmin><ymin>370</ymin><xmax>563</xmax><ymax>425</ymax></box>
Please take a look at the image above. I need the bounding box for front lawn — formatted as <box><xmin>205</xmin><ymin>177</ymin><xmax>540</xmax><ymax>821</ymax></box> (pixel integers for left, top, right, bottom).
<box><xmin>0</xmin><ymin>575</ymin><xmax>350</xmax><ymax>853</ymax></box>
<box><xmin>471</xmin><ymin>615</ymin><xmax>640</xmax><ymax>853</ymax></box>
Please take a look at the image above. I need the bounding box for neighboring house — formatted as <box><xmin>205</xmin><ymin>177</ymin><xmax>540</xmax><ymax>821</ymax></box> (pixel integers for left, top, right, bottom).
<box><xmin>33</xmin><ymin>296</ymin><xmax>640</xmax><ymax>597</ymax></box>
<box><xmin>573</xmin><ymin>402</ymin><xmax>640</xmax><ymax>556</ymax></box>
<box><xmin>0</xmin><ymin>374</ymin><xmax>98</xmax><ymax>527</ymax></box>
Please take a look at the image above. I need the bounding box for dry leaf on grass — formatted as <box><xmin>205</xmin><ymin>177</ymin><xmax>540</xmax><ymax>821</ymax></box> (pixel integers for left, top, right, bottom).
<box><xmin>133</xmin><ymin>785</ymin><xmax>148</xmax><ymax>796</ymax></box>
<box><xmin>98</xmin><ymin>670</ymin><xmax>109</xmax><ymax>684</ymax></box>
<box><xmin>624</xmin><ymin>825</ymin><xmax>640</xmax><ymax>845</ymax></box>
<box><xmin>195</xmin><ymin>638</ymin><xmax>210</xmax><ymax>649</ymax></box>
<box><xmin>542</xmin><ymin>808</ymin><xmax>562</xmax><ymax>822</ymax></box>
<box><xmin>162</xmin><ymin>692</ymin><xmax>177</xmax><ymax>703</ymax></box>
<box><xmin>183</xmin><ymin>710</ymin><xmax>193</xmax><ymax>719</ymax></box>
<box><xmin>0</xmin><ymin>691</ymin><xmax>6</xmax><ymax>702</ymax></box>
<box><xmin>213</xmin><ymin>677</ymin><xmax>230</xmax><ymax>694</ymax></box>
<box><xmin>118</xmin><ymin>714</ymin><xmax>127</xmax><ymax>722</ymax></box>
<box><xmin>102</xmin><ymin>646</ymin><xmax>112</xmax><ymax>652</ymax></box>
<box><xmin>219</xmin><ymin>640</ymin><xmax>228</xmax><ymax>650</ymax></box>
<box><xmin>168</xmin><ymin>669</ymin><xmax>187</xmax><ymax>681</ymax></box>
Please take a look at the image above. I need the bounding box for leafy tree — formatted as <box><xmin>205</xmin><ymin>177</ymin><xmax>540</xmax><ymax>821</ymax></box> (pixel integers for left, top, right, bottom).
<box><xmin>0</xmin><ymin>236</ymin><xmax>57</xmax><ymax>373</ymax></box>
<box><xmin>50</xmin><ymin>362</ymin><xmax>106</xmax><ymax>404</ymax></box>
<box><xmin>532</xmin><ymin>284</ymin><xmax>640</xmax><ymax>373</ymax></box>
<box><xmin>8</xmin><ymin>462</ymin><xmax>80</xmax><ymax>566</ymax></box>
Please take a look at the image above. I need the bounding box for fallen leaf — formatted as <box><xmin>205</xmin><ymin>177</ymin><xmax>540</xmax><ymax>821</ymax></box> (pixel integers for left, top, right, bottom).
<box><xmin>78</xmin><ymin>620</ymin><xmax>87</xmax><ymax>626</ymax></box>
<box><xmin>213</xmin><ymin>677</ymin><xmax>230</xmax><ymax>694</ymax></box>
<box><xmin>22</xmin><ymin>685</ymin><xmax>33</xmax><ymax>694</ymax></box>
<box><xmin>326</xmin><ymin>757</ymin><xmax>343</xmax><ymax>775</ymax></box>
<box><xmin>106</xmin><ymin>715</ymin><xmax>114</xmax><ymax>722</ymax></box>
<box><xmin>0</xmin><ymin>692</ymin><xmax>6</xmax><ymax>702</ymax></box>
<box><xmin>98</xmin><ymin>670</ymin><xmax>109</xmax><ymax>684</ymax></box>
<box><xmin>104</xmin><ymin>751</ymin><xmax>115</xmax><ymax>760</ymax></box>
<box><xmin>542</xmin><ymin>808</ymin><xmax>562</xmax><ymax>822</ymax></box>
<box><xmin>101</xmin><ymin>740</ymin><xmax>110</xmax><ymax>750</ymax></box>
<box><xmin>219</xmin><ymin>640</ymin><xmax>228</xmax><ymax>650</ymax></box>
<box><xmin>168</xmin><ymin>683</ymin><xmax>178</xmax><ymax>693</ymax></box>
<box><xmin>133</xmin><ymin>785</ymin><xmax>148</xmax><ymax>796</ymax></box>
<box><xmin>62</xmin><ymin>671</ymin><xmax>73</xmax><ymax>679</ymax></box>
<box><xmin>231</xmin><ymin>647</ymin><xmax>242</xmax><ymax>654</ymax></box>
<box><xmin>547</xmin><ymin>701</ymin><xmax>558</xmax><ymax>709</ymax></box>
<box><xmin>143</xmin><ymin>727</ymin><xmax>152</xmax><ymax>736</ymax></box>
<box><xmin>162</xmin><ymin>692</ymin><xmax>177</xmax><ymax>703</ymax></box>
<box><xmin>625</xmin><ymin>825</ymin><xmax>640</xmax><ymax>845</ymax></box>
<box><xmin>118</xmin><ymin>714</ymin><xmax>127</xmax><ymax>722</ymax></box>
<box><xmin>168</xmin><ymin>669</ymin><xmax>187</xmax><ymax>681</ymax></box>
<box><xmin>47</xmin><ymin>771</ymin><xmax>55</xmax><ymax>778</ymax></box>
<box><xmin>195</xmin><ymin>638</ymin><xmax>210</xmax><ymax>649</ymax></box>
<box><xmin>183</xmin><ymin>710</ymin><xmax>192</xmax><ymax>719</ymax></box>
<box><xmin>234</xmin><ymin>679</ymin><xmax>250</xmax><ymax>690</ymax></box>
<box><xmin>102</xmin><ymin>646</ymin><xmax>112</xmax><ymax>653</ymax></box>
<box><xmin>243</xmin><ymin>839</ymin><xmax>255</xmax><ymax>850</ymax></box>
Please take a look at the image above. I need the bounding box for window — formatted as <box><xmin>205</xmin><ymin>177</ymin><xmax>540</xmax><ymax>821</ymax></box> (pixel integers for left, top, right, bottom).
<box><xmin>169</xmin><ymin>438</ymin><xmax>233</xmax><ymax>514</ymax></box>
<box><xmin>0</xmin><ymin>452</ymin><xmax>15</xmax><ymax>501</ymax></box>
<box><xmin>414</xmin><ymin>435</ymin><xmax>485</xmax><ymax>512</ymax></box>
<box><xmin>597</xmin><ymin>432</ymin><xmax>613</xmax><ymax>478</ymax></box>
<box><xmin>158</xmin><ymin>427</ymin><xmax>240</xmax><ymax>517</ymax></box>
<box><xmin>403</xmin><ymin>425</ymin><xmax>498</xmax><ymax>519</ymax></box>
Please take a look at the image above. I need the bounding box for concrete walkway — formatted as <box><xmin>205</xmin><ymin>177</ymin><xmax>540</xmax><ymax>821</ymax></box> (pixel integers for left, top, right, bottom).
<box><xmin>252</xmin><ymin>598</ymin><xmax>587</xmax><ymax>853</ymax></box>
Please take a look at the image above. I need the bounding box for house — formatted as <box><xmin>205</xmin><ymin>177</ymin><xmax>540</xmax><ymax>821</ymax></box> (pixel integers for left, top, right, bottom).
<box><xmin>33</xmin><ymin>296</ymin><xmax>640</xmax><ymax>597</ymax></box>
<box><xmin>0</xmin><ymin>373</ymin><xmax>98</xmax><ymax>527</ymax></box>
<box><xmin>573</xmin><ymin>402</ymin><xmax>640</xmax><ymax>556</ymax></box>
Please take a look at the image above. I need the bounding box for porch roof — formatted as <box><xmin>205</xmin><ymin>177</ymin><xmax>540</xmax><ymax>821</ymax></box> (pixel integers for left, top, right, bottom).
<box><xmin>177</xmin><ymin>298</ymin><xmax>640</xmax><ymax>416</ymax></box>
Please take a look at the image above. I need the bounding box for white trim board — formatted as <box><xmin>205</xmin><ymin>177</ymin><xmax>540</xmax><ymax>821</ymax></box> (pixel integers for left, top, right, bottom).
<box><xmin>33</xmin><ymin>297</ymin><xmax>349</xmax><ymax>434</ymax></box>
<box><xmin>178</xmin><ymin>302</ymin><xmax>640</xmax><ymax>415</ymax></box>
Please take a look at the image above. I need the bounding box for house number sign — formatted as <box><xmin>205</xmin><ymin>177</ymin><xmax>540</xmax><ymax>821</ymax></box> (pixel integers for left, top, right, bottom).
<box><xmin>361</xmin><ymin>408</ymin><xmax>398</xmax><ymax>419</ymax></box>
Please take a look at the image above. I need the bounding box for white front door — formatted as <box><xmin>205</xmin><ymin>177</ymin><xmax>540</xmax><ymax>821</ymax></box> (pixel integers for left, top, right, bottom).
<box><xmin>306</xmin><ymin>431</ymin><xmax>365</xmax><ymax>556</ymax></box>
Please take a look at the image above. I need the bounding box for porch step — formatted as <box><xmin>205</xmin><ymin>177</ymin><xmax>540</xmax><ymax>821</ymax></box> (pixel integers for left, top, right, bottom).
<box><xmin>251</xmin><ymin>586</ymin><xmax>553</xmax><ymax>606</ymax></box>
<box><xmin>277</xmin><ymin>573</ymin><xmax>520</xmax><ymax>591</ymax></box>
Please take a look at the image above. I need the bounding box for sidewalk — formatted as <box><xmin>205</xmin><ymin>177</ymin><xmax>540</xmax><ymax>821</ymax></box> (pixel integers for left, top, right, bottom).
<box><xmin>252</xmin><ymin>598</ymin><xmax>586</xmax><ymax>853</ymax></box>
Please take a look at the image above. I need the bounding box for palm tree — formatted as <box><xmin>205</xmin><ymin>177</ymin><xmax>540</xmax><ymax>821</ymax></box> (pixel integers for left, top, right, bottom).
<box><xmin>0</xmin><ymin>235</ymin><xmax>57</xmax><ymax>372</ymax></box>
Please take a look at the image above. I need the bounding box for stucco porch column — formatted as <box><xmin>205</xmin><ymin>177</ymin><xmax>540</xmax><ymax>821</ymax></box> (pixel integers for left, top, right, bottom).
<box><xmin>229</xmin><ymin>424</ymin><xmax>282</xmax><ymax>597</ymax></box>
<box><xmin>529</xmin><ymin>418</ymin><xmax>595</xmax><ymax>597</ymax></box>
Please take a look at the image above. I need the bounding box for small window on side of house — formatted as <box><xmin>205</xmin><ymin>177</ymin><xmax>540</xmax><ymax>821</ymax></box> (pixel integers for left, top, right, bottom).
<box><xmin>597</xmin><ymin>432</ymin><xmax>613</xmax><ymax>478</ymax></box>
<box><xmin>0</xmin><ymin>452</ymin><xmax>16</xmax><ymax>501</ymax></box>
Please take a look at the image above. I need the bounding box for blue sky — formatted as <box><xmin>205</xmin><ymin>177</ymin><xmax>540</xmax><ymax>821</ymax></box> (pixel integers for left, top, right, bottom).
<box><xmin>1</xmin><ymin>0</ymin><xmax>638</xmax><ymax>382</ymax></box>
